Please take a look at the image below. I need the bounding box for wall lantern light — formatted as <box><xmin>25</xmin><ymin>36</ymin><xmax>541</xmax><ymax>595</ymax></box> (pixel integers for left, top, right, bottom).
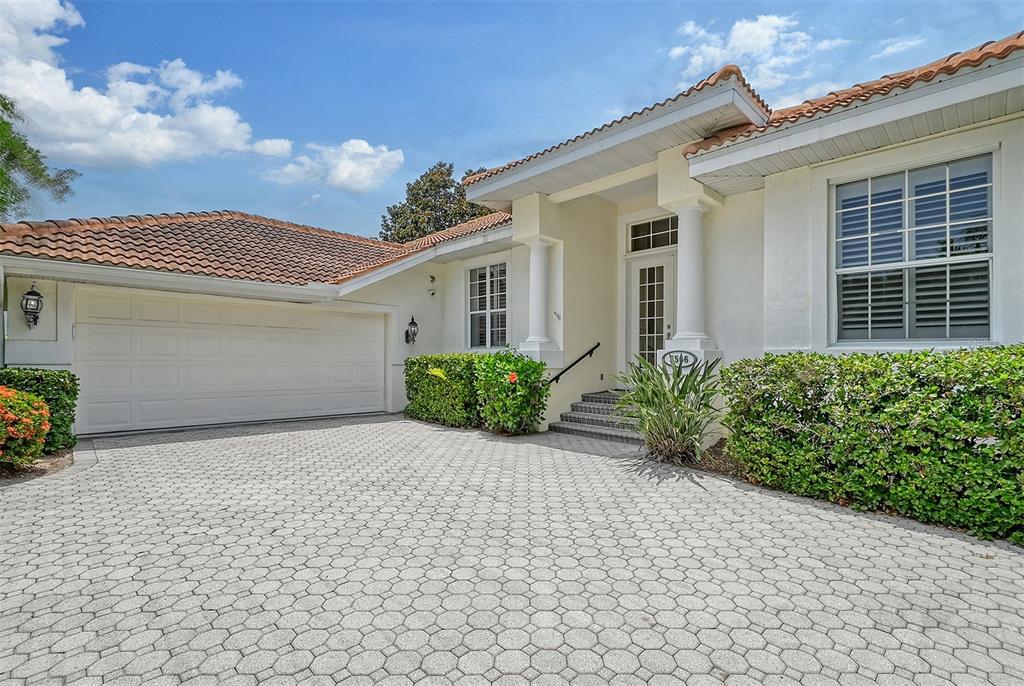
<box><xmin>405</xmin><ymin>316</ymin><xmax>419</xmax><ymax>344</ymax></box>
<box><xmin>21</xmin><ymin>283</ymin><xmax>44</xmax><ymax>329</ymax></box>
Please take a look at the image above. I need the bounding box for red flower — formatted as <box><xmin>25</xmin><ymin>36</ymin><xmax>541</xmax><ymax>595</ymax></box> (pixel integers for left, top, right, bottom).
<box><xmin>507</xmin><ymin>371</ymin><xmax>518</xmax><ymax>384</ymax></box>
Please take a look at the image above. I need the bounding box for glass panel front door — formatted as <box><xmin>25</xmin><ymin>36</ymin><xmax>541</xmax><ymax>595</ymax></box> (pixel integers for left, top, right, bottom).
<box><xmin>629</xmin><ymin>255</ymin><xmax>675</xmax><ymax>365</ymax></box>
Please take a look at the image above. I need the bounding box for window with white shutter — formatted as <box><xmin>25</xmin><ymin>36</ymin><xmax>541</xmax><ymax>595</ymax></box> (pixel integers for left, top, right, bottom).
<box><xmin>834</xmin><ymin>154</ymin><xmax>992</xmax><ymax>342</ymax></box>
<box><xmin>468</xmin><ymin>262</ymin><xmax>507</xmax><ymax>348</ymax></box>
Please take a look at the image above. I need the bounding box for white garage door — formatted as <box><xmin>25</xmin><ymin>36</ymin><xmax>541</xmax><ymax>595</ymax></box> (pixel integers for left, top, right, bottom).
<box><xmin>74</xmin><ymin>287</ymin><xmax>387</xmax><ymax>434</ymax></box>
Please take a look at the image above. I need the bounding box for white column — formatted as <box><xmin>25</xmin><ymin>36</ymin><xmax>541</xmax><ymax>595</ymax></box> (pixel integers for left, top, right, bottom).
<box><xmin>523</xmin><ymin>237</ymin><xmax>554</xmax><ymax>346</ymax></box>
<box><xmin>672</xmin><ymin>203</ymin><xmax>709</xmax><ymax>341</ymax></box>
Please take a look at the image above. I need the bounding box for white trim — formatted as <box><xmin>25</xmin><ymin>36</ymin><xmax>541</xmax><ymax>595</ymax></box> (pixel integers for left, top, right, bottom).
<box><xmin>827</xmin><ymin>151</ymin><xmax>997</xmax><ymax>345</ymax></box>
<box><xmin>615</xmin><ymin>206</ymin><xmax>679</xmax><ymax>374</ymax></box>
<box><xmin>466</xmin><ymin>259</ymin><xmax>509</xmax><ymax>350</ymax></box>
<box><xmin>689</xmin><ymin>57</ymin><xmax>1024</xmax><ymax>176</ymax></box>
<box><xmin>468</xmin><ymin>86</ymin><xmax>753</xmax><ymax>200</ymax></box>
<box><xmin>335</xmin><ymin>224</ymin><xmax>514</xmax><ymax>297</ymax></box>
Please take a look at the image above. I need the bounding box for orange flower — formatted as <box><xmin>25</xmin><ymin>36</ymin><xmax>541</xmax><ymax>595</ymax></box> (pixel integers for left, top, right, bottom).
<box><xmin>508</xmin><ymin>371</ymin><xmax>518</xmax><ymax>384</ymax></box>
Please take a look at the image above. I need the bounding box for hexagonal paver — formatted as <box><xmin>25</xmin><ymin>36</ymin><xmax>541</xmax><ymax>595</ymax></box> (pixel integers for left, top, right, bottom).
<box><xmin>0</xmin><ymin>416</ymin><xmax>1020</xmax><ymax>685</ymax></box>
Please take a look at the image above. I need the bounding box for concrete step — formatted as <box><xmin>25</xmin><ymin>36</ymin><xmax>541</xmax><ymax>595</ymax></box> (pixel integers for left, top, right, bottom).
<box><xmin>559</xmin><ymin>411</ymin><xmax>638</xmax><ymax>430</ymax></box>
<box><xmin>548</xmin><ymin>421</ymin><xmax>643</xmax><ymax>445</ymax></box>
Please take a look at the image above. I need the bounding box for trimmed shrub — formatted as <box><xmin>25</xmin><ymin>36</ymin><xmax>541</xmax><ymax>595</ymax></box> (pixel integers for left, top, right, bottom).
<box><xmin>0</xmin><ymin>386</ymin><xmax>51</xmax><ymax>466</ymax></box>
<box><xmin>615</xmin><ymin>355</ymin><xmax>721</xmax><ymax>462</ymax></box>
<box><xmin>0</xmin><ymin>368</ymin><xmax>80</xmax><ymax>452</ymax></box>
<box><xmin>404</xmin><ymin>353</ymin><xmax>481</xmax><ymax>427</ymax></box>
<box><xmin>720</xmin><ymin>346</ymin><xmax>1024</xmax><ymax>542</ymax></box>
<box><xmin>475</xmin><ymin>350</ymin><xmax>550</xmax><ymax>435</ymax></box>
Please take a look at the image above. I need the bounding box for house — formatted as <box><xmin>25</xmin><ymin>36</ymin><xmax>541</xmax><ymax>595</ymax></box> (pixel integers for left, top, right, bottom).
<box><xmin>1</xmin><ymin>32</ymin><xmax>1021</xmax><ymax>436</ymax></box>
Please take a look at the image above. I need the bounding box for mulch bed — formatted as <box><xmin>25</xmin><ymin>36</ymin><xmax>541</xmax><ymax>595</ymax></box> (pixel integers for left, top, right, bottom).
<box><xmin>685</xmin><ymin>438</ymin><xmax>747</xmax><ymax>480</ymax></box>
<box><xmin>0</xmin><ymin>450</ymin><xmax>74</xmax><ymax>484</ymax></box>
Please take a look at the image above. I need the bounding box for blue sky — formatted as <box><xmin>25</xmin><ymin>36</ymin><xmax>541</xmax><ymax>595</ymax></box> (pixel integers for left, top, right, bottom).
<box><xmin>2</xmin><ymin>1</ymin><xmax>1020</xmax><ymax>237</ymax></box>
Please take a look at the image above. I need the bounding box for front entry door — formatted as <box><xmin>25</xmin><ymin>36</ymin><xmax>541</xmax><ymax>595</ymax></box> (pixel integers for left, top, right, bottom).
<box><xmin>628</xmin><ymin>254</ymin><xmax>676</xmax><ymax>365</ymax></box>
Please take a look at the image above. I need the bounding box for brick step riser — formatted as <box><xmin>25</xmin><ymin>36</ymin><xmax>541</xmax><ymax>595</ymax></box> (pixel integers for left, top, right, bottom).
<box><xmin>560</xmin><ymin>412</ymin><xmax>637</xmax><ymax>430</ymax></box>
<box><xmin>570</xmin><ymin>402</ymin><xmax>619</xmax><ymax>416</ymax></box>
<box><xmin>548</xmin><ymin>422</ymin><xmax>643</xmax><ymax>445</ymax></box>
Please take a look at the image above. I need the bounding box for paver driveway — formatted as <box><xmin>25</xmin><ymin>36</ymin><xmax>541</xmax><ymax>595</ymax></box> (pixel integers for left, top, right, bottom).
<box><xmin>1</xmin><ymin>416</ymin><xmax>1021</xmax><ymax>685</ymax></box>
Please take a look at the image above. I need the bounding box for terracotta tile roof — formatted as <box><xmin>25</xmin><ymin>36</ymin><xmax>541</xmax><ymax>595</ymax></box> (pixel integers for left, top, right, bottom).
<box><xmin>0</xmin><ymin>209</ymin><xmax>516</xmax><ymax>288</ymax></box>
<box><xmin>0</xmin><ymin>210</ymin><xmax>405</xmax><ymax>286</ymax></box>
<box><xmin>463</xmin><ymin>64</ymin><xmax>767</xmax><ymax>187</ymax></box>
<box><xmin>682</xmin><ymin>31</ymin><xmax>1024</xmax><ymax>158</ymax></box>
<box><xmin>405</xmin><ymin>211</ymin><xmax>511</xmax><ymax>249</ymax></box>
<box><xmin>332</xmin><ymin>211</ymin><xmax>512</xmax><ymax>284</ymax></box>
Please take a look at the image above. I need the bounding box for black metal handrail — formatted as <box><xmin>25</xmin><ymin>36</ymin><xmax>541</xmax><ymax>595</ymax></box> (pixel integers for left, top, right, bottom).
<box><xmin>547</xmin><ymin>342</ymin><xmax>600</xmax><ymax>385</ymax></box>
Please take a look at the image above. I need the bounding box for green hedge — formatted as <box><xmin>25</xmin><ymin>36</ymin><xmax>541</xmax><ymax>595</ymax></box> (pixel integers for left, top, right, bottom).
<box><xmin>404</xmin><ymin>353</ymin><xmax>481</xmax><ymax>427</ymax></box>
<box><xmin>0</xmin><ymin>368</ymin><xmax>80</xmax><ymax>452</ymax></box>
<box><xmin>404</xmin><ymin>350</ymin><xmax>550</xmax><ymax>435</ymax></box>
<box><xmin>720</xmin><ymin>346</ymin><xmax>1024</xmax><ymax>543</ymax></box>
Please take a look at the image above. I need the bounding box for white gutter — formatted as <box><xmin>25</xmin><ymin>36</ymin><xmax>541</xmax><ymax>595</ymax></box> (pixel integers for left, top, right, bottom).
<box><xmin>0</xmin><ymin>256</ymin><xmax>340</xmax><ymax>303</ymax></box>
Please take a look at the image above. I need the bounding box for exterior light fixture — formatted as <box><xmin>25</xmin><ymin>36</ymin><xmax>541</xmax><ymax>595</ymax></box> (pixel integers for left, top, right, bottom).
<box><xmin>405</xmin><ymin>316</ymin><xmax>419</xmax><ymax>344</ymax></box>
<box><xmin>20</xmin><ymin>283</ymin><xmax>44</xmax><ymax>329</ymax></box>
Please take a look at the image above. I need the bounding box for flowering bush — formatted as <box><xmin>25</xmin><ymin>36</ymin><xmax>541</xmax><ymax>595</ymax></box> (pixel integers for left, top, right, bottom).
<box><xmin>0</xmin><ymin>368</ymin><xmax>79</xmax><ymax>452</ymax></box>
<box><xmin>0</xmin><ymin>386</ymin><xmax>51</xmax><ymax>466</ymax></box>
<box><xmin>475</xmin><ymin>350</ymin><xmax>550</xmax><ymax>435</ymax></box>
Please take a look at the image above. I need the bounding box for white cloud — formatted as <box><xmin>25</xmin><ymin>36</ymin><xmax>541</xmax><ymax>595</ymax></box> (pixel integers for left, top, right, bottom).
<box><xmin>266</xmin><ymin>140</ymin><xmax>404</xmax><ymax>192</ymax></box>
<box><xmin>667</xmin><ymin>15</ymin><xmax>853</xmax><ymax>93</ymax></box>
<box><xmin>0</xmin><ymin>0</ymin><xmax>292</xmax><ymax>167</ymax></box>
<box><xmin>816</xmin><ymin>38</ymin><xmax>852</xmax><ymax>50</ymax></box>
<box><xmin>871</xmin><ymin>36</ymin><xmax>925</xmax><ymax>60</ymax></box>
<box><xmin>301</xmin><ymin>193</ymin><xmax>321</xmax><ymax>208</ymax></box>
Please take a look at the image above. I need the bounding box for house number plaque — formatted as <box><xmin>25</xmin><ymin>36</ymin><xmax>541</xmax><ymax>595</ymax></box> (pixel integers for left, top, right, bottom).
<box><xmin>662</xmin><ymin>350</ymin><xmax>697</xmax><ymax>371</ymax></box>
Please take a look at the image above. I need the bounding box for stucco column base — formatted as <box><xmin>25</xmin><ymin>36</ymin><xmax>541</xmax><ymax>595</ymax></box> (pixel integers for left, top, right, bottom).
<box><xmin>519</xmin><ymin>339</ymin><xmax>564</xmax><ymax>368</ymax></box>
<box><xmin>656</xmin><ymin>335</ymin><xmax>721</xmax><ymax>367</ymax></box>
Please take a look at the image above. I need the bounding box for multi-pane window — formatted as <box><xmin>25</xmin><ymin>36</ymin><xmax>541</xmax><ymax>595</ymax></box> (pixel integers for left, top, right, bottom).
<box><xmin>468</xmin><ymin>263</ymin><xmax>507</xmax><ymax>348</ymax></box>
<box><xmin>637</xmin><ymin>265</ymin><xmax>665</xmax><ymax>363</ymax></box>
<box><xmin>835</xmin><ymin>154</ymin><xmax>992</xmax><ymax>342</ymax></box>
<box><xmin>630</xmin><ymin>216</ymin><xmax>678</xmax><ymax>252</ymax></box>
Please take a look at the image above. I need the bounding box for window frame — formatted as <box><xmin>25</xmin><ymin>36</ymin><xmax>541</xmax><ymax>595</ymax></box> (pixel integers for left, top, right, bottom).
<box><xmin>828</xmin><ymin>152</ymin><xmax>996</xmax><ymax>346</ymax></box>
<box><xmin>466</xmin><ymin>260</ymin><xmax>508</xmax><ymax>350</ymax></box>
<box><xmin>627</xmin><ymin>214</ymin><xmax>678</xmax><ymax>254</ymax></box>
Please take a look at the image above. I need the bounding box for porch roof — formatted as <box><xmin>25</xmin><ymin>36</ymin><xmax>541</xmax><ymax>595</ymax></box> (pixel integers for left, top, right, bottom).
<box><xmin>464</xmin><ymin>65</ymin><xmax>770</xmax><ymax>209</ymax></box>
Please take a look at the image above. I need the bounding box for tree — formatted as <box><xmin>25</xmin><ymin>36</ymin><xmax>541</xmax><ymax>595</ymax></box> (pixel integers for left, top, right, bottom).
<box><xmin>0</xmin><ymin>94</ymin><xmax>79</xmax><ymax>221</ymax></box>
<box><xmin>379</xmin><ymin>162</ymin><xmax>491</xmax><ymax>243</ymax></box>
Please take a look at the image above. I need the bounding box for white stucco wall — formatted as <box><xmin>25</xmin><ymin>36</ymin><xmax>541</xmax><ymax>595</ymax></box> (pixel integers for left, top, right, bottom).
<box><xmin>763</xmin><ymin>117</ymin><xmax>1024</xmax><ymax>352</ymax></box>
<box><xmin>704</xmin><ymin>189</ymin><xmax>765</xmax><ymax>364</ymax></box>
<box><xmin>340</xmin><ymin>262</ymin><xmax>445</xmax><ymax>411</ymax></box>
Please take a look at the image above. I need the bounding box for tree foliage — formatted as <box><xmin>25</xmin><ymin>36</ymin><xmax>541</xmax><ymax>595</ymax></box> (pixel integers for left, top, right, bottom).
<box><xmin>379</xmin><ymin>161</ymin><xmax>490</xmax><ymax>243</ymax></box>
<box><xmin>0</xmin><ymin>94</ymin><xmax>79</xmax><ymax>221</ymax></box>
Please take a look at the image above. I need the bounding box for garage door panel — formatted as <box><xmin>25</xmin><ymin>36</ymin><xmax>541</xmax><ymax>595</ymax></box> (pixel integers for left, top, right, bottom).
<box><xmin>224</xmin><ymin>334</ymin><xmax>261</xmax><ymax>356</ymax></box>
<box><xmin>75</xmin><ymin>289</ymin><xmax>387</xmax><ymax>433</ymax></box>
<box><xmin>78</xmin><ymin>292</ymin><xmax>132</xmax><ymax>320</ymax></box>
<box><xmin>78</xmin><ymin>325</ymin><xmax>133</xmax><ymax>356</ymax></box>
<box><xmin>137</xmin><ymin>398</ymin><xmax>180</xmax><ymax>424</ymax></box>
<box><xmin>82</xmin><ymin>400</ymin><xmax>133</xmax><ymax>431</ymax></box>
<box><xmin>138</xmin><ymin>365</ymin><xmax>179</xmax><ymax>390</ymax></box>
<box><xmin>136</xmin><ymin>330</ymin><xmax>179</xmax><ymax>356</ymax></box>
<box><xmin>75</xmin><ymin>362</ymin><xmax>128</xmax><ymax>388</ymax></box>
<box><xmin>182</xmin><ymin>302</ymin><xmax>222</xmax><ymax>325</ymax></box>
<box><xmin>184</xmin><ymin>332</ymin><xmax>221</xmax><ymax>356</ymax></box>
<box><xmin>135</xmin><ymin>298</ymin><xmax>179</xmax><ymax>322</ymax></box>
